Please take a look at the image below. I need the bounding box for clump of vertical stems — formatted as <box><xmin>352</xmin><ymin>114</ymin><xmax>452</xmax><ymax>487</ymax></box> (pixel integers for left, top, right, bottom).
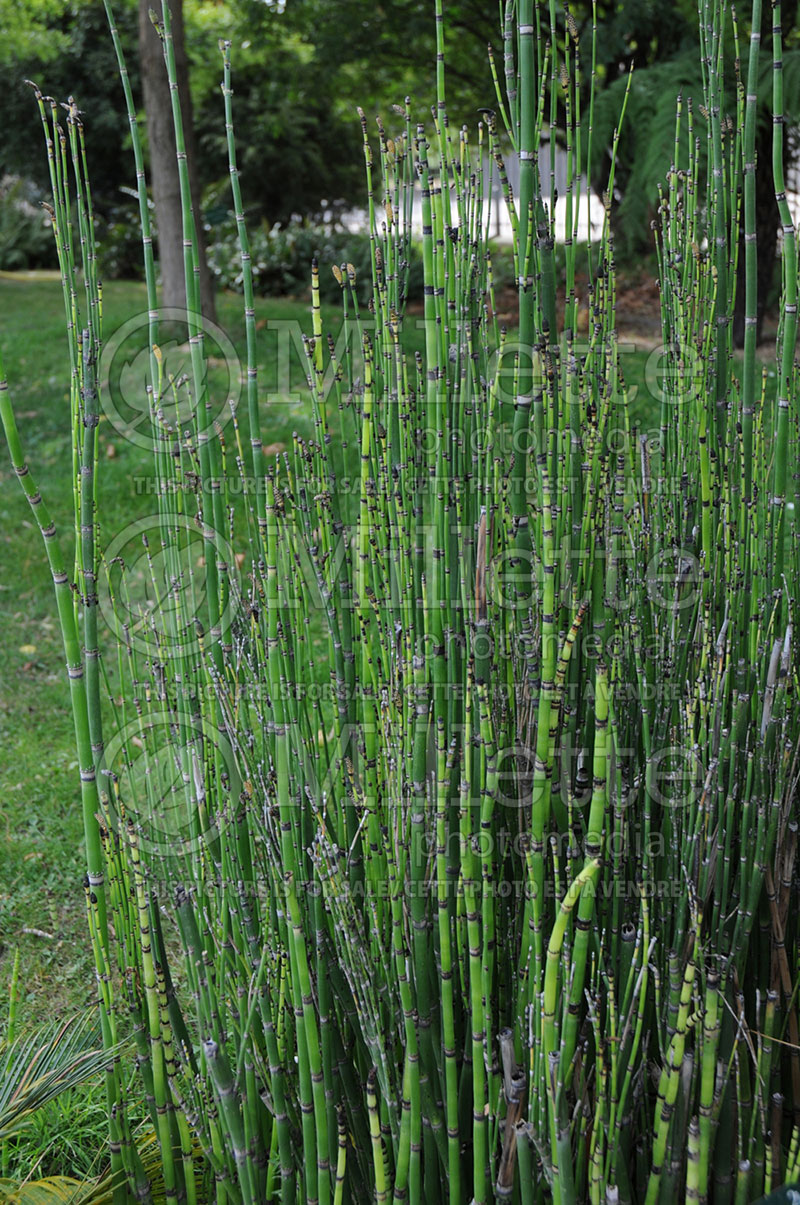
<box><xmin>1</xmin><ymin>0</ymin><xmax>799</xmax><ymax>1201</ymax></box>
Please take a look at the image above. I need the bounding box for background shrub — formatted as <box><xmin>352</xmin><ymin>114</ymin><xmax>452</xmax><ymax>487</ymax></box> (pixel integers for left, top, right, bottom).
<box><xmin>0</xmin><ymin>176</ymin><xmax>55</xmax><ymax>271</ymax></box>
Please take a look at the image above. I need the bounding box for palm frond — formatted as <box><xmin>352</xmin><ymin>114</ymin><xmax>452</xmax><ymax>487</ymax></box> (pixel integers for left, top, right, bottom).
<box><xmin>0</xmin><ymin>1015</ymin><xmax>124</xmax><ymax>1141</ymax></box>
<box><xmin>0</xmin><ymin>1176</ymin><xmax>109</xmax><ymax>1204</ymax></box>
<box><xmin>591</xmin><ymin>36</ymin><xmax>800</xmax><ymax>258</ymax></box>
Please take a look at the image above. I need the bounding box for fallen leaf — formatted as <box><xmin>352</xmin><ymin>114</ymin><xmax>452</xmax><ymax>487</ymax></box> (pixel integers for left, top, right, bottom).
<box><xmin>19</xmin><ymin>643</ymin><xmax>36</xmax><ymax>655</ymax></box>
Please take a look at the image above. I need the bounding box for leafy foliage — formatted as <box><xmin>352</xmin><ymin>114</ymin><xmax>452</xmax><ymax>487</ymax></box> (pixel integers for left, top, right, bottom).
<box><xmin>0</xmin><ymin>0</ymin><xmax>69</xmax><ymax>64</ymax></box>
<box><xmin>207</xmin><ymin>214</ymin><xmax>423</xmax><ymax>302</ymax></box>
<box><xmin>589</xmin><ymin>5</ymin><xmax>800</xmax><ymax>262</ymax></box>
<box><xmin>0</xmin><ymin>1127</ymin><xmax>205</xmax><ymax>1203</ymax></box>
<box><xmin>0</xmin><ymin>0</ymin><xmax>500</xmax><ymax>230</ymax></box>
<box><xmin>226</xmin><ymin>0</ymin><xmax>497</xmax><ymax>121</ymax></box>
<box><xmin>0</xmin><ymin>178</ymin><xmax>54</xmax><ymax>271</ymax></box>
<box><xmin>0</xmin><ymin>1013</ymin><xmax>122</xmax><ymax>1141</ymax></box>
<box><xmin>193</xmin><ymin>50</ymin><xmax>365</xmax><ymax>224</ymax></box>
<box><xmin>591</xmin><ymin>52</ymin><xmax>704</xmax><ymax>259</ymax></box>
<box><xmin>0</xmin><ymin>0</ymin><xmax>139</xmax><ymax>208</ymax></box>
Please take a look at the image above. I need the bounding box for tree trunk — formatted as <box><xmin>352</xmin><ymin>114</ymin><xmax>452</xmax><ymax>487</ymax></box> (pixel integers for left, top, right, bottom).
<box><xmin>138</xmin><ymin>0</ymin><xmax>216</xmax><ymax>322</ymax></box>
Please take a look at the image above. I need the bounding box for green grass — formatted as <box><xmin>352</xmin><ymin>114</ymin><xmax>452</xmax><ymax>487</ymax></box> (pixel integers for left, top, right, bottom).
<box><xmin>2</xmin><ymin>1077</ymin><xmax>110</xmax><ymax>1180</ymax></box>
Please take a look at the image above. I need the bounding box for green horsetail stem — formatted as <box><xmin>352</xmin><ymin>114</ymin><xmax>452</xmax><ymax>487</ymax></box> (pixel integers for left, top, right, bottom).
<box><xmin>221</xmin><ymin>39</ymin><xmax>263</xmax><ymax>525</ymax></box>
<box><xmin>771</xmin><ymin>0</ymin><xmax>797</xmax><ymax>603</ymax></box>
<box><xmin>0</xmin><ymin>178</ymin><xmax>132</xmax><ymax>1200</ymax></box>
<box><xmin>741</xmin><ymin>0</ymin><xmax>762</xmax><ymax>507</ymax></box>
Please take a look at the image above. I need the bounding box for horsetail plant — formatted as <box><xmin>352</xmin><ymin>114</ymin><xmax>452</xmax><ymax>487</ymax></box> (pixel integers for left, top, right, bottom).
<box><xmin>2</xmin><ymin>0</ymin><xmax>799</xmax><ymax>1200</ymax></box>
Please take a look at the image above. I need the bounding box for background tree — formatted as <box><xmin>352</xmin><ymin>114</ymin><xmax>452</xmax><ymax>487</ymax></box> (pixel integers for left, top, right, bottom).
<box><xmin>1</xmin><ymin>0</ymin><xmax>796</xmax><ymax>338</ymax></box>
<box><xmin>589</xmin><ymin>0</ymin><xmax>800</xmax><ymax>342</ymax></box>
<box><xmin>189</xmin><ymin>0</ymin><xmax>498</xmax><ymax>225</ymax></box>
<box><xmin>139</xmin><ymin>0</ymin><xmax>216</xmax><ymax>319</ymax></box>
<box><xmin>0</xmin><ymin>0</ymin><xmax>139</xmax><ymax>207</ymax></box>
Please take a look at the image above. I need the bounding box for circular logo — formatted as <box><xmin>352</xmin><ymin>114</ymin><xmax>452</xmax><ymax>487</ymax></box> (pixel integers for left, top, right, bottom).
<box><xmin>98</xmin><ymin>307</ymin><xmax>242</xmax><ymax>452</ymax></box>
<box><xmin>99</xmin><ymin>513</ymin><xmax>240</xmax><ymax>659</ymax></box>
<box><xmin>102</xmin><ymin>710</ymin><xmax>242</xmax><ymax>863</ymax></box>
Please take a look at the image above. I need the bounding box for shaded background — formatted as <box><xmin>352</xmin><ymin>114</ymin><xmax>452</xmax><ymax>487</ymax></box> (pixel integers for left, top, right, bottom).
<box><xmin>1</xmin><ymin>0</ymin><xmax>798</xmax><ymax>338</ymax></box>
